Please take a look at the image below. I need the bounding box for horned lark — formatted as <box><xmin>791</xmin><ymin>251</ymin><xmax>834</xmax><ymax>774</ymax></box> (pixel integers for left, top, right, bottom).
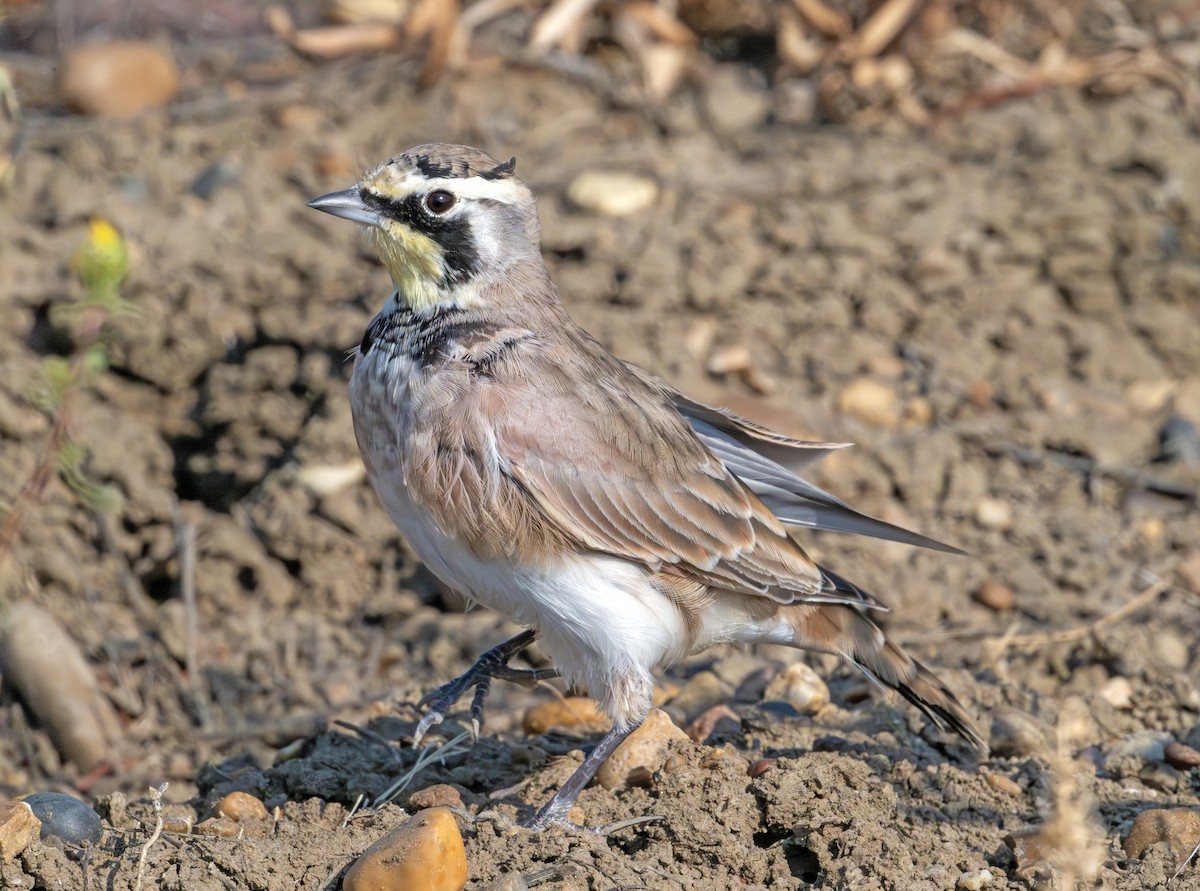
<box><xmin>309</xmin><ymin>144</ymin><xmax>985</xmax><ymax>830</ymax></box>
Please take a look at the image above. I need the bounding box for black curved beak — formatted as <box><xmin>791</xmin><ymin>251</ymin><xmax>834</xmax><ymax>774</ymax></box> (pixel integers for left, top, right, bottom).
<box><xmin>307</xmin><ymin>188</ymin><xmax>380</xmax><ymax>226</ymax></box>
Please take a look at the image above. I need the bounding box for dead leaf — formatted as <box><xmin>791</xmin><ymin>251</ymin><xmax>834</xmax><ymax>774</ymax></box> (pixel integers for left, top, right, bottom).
<box><xmin>841</xmin><ymin>0</ymin><xmax>921</xmax><ymax>60</ymax></box>
<box><xmin>529</xmin><ymin>0</ymin><xmax>601</xmax><ymax>54</ymax></box>
<box><xmin>288</xmin><ymin>22</ymin><xmax>401</xmax><ymax>58</ymax></box>
<box><xmin>791</xmin><ymin>0</ymin><xmax>851</xmax><ymax>39</ymax></box>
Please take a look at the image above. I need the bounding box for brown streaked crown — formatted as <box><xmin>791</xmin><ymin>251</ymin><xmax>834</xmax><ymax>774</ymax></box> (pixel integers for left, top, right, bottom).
<box><xmin>391</xmin><ymin>144</ymin><xmax>517</xmax><ymax>182</ymax></box>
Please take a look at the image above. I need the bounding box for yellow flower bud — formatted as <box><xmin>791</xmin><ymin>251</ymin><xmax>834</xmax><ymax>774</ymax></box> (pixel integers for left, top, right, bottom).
<box><xmin>73</xmin><ymin>217</ymin><xmax>129</xmax><ymax>299</ymax></box>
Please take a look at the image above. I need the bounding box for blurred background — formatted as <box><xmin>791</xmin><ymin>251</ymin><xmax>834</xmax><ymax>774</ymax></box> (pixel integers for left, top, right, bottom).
<box><xmin>0</xmin><ymin>1</ymin><xmax>1199</xmax><ymax>888</ymax></box>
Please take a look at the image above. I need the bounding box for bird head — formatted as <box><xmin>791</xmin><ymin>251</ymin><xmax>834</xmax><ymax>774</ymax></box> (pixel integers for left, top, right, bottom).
<box><xmin>308</xmin><ymin>144</ymin><xmax>541</xmax><ymax>311</ymax></box>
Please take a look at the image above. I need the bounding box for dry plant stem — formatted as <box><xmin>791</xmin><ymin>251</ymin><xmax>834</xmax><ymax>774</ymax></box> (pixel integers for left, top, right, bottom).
<box><xmin>1174</xmin><ymin>839</ymin><xmax>1200</xmax><ymax>882</ymax></box>
<box><xmin>178</xmin><ymin>520</ymin><xmax>199</xmax><ymax>693</ymax></box>
<box><xmin>906</xmin><ymin>572</ymin><xmax>1176</xmax><ymax>649</ymax></box>
<box><xmin>373</xmin><ymin>730</ymin><xmax>472</xmax><ymax>806</ymax></box>
<box><xmin>0</xmin><ymin>305</ymin><xmax>106</xmax><ymax>571</ymax></box>
<box><xmin>989</xmin><ymin>575</ymin><xmax>1169</xmax><ymax>653</ymax></box>
<box><xmin>134</xmin><ymin>783</ymin><xmax>167</xmax><ymax>891</ymax></box>
<box><xmin>0</xmin><ymin>399</ymin><xmax>70</xmax><ymax>568</ymax></box>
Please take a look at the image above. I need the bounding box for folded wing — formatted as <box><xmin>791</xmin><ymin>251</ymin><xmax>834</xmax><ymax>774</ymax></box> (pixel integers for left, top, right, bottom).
<box><xmin>656</xmin><ymin>382</ymin><xmax>964</xmax><ymax>555</ymax></box>
<box><xmin>495</xmin><ymin>350</ymin><xmax>877</xmax><ymax>609</ymax></box>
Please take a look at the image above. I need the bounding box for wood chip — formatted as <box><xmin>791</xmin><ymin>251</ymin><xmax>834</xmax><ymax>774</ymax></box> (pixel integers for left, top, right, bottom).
<box><xmin>529</xmin><ymin>0</ymin><xmax>601</xmax><ymax>54</ymax></box>
<box><xmin>841</xmin><ymin>0</ymin><xmax>921</xmax><ymax>60</ymax></box>
<box><xmin>287</xmin><ymin>23</ymin><xmax>401</xmax><ymax>59</ymax></box>
<box><xmin>791</xmin><ymin>0</ymin><xmax>851</xmax><ymax>39</ymax></box>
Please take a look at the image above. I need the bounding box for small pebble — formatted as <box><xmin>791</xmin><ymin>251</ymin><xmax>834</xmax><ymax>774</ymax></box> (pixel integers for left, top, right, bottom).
<box><xmin>967</xmin><ymin>379</ymin><xmax>994</xmax><ymax>407</ymax></box>
<box><xmin>60</xmin><ymin>41</ymin><xmax>179</xmax><ymax>117</ymax></box>
<box><xmin>343</xmin><ymin>807</ymin><xmax>467</xmax><ymax>891</ymax></box>
<box><xmin>974</xmin><ymin>498</ymin><xmax>1013</xmax><ymax>531</ymax></box>
<box><xmin>1152</xmin><ymin>631</ymin><xmax>1189</xmax><ymax>671</ymax></box>
<box><xmin>566</xmin><ymin>171</ymin><xmax>658</xmax><ymax>217</ymax></box>
<box><xmin>521</xmin><ymin>697</ymin><xmax>608</xmax><ymax>735</ymax></box>
<box><xmin>195</xmin><ymin>816</ymin><xmax>239</xmax><ymax>838</ymax></box>
<box><xmin>663</xmin><ymin>753</ymin><xmax>687</xmax><ymax>774</ymax></box>
<box><xmin>161</xmin><ymin>815</ymin><xmax>194</xmax><ymax>834</ymax></box>
<box><xmin>215</xmin><ymin>791</ymin><xmax>268</xmax><ymax>822</ymax></box>
<box><xmin>685</xmin><ymin>704</ymin><xmax>741</xmax><ymax>743</ymax></box>
<box><xmin>703</xmin><ymin>65</ymin><xmax>771</xmax><ymax>135</ymax></box>
<box><xmin>762</xmin><ymin>662</ymin><xmax>829</xmax><ymax>714</ymax></box>
<box><xmin>837</xmin><ymin>377</ymin><xmax>899</xmax><ymax>428</ymax></box>
<box><xmin>1122</xmin><ymin>808</ymin><xmax>1200</xmax><ymax>859</ymax></box>
<box><xmin>983</xmin><ymin>772</ymin><xmax>1022</xmax><ymax>797</ymax></box>
<box><xmin>1158</xmin><ymin>414</ymin><xmax>1200</xmax><ymax>465</ymax></box>
<box><xmin>275</xmin><ymin>104</ymin><xmax>324</xmax><ymax>130</ymax></box>
<box><xmin>1098</xmin><ymin>676</ymin><xmax>1133</xmax><ymax>710</ymax></box>
<box><xmin>666</xmin><ymin>670</ymin><xmax>729</xmax><ymax>723</ymax></box>
<box><xmin>192</xmin><ymin>162</ymin><xmax>241</xmax><ymax>200</ymax></box>
<box><xmin>903</xmin><ymin>397</ymin><xmax>934</xmax><ymax>428</ymax></box>
<box><xmin>0</xmin><ymin>602</ymin><xmax>117</xmax><ymax>771</ymax></box>
<box><xmin>699</xmin><ymin>748</ymin><xmax>726</xmax><ymax>769</ymax></box>
<box><xmin>1104</xmin><ymin>730</ymin><xmax>1173</xmax><ymax>768</ymax></box>
<box><xmin>1165</xmin><ymin>742</ymin><xmax>1200</xmax><ymax>770</ymax></box>
<box><xmin>747</xmin><ymin>758</ymin><xmax>776</xmax><ymax>778</ymax></box>
<box><xmin>1138</xmin><ymin>516</ymin><xmax>1164</xmax><ymax>543</ymax></box>
<box><xmin>1140</xmin><ymin>763</ymin><xmax>1182</xmax><ymax>793</ymax></box>
<box><xmin>988</xmin><ymin>709</ymin><xmax>1047</xmax><ymax>758</ymax></box>
<box><xmin>0</xmin><ymin>802</ymin><xmax>40</xmax><ymax>862</ymax></box>
<box><xmin>1125</xmin><ymin>379</ymin><xmax>1176</xmax><ymax>414</ymax></box>
<box><xmin>407</xmin><ymin>784</ymin><xmax>464</xmax><ymax>811</ymax></box>
<box><xmin>22</xmin><ymin>793</ymin><xmax>103</xmax><ymax>847</ymax></box>
<box><xmin>956</xmin><ymin>868</ymin><xmax>993</xmax><ymax>890</ymax></box>
<box><xmin>972</xmin><ymin>579</ymin><xmax>1015</xmax><ymax>612</ymax></box>
<box><xmin>596</xmin><ymin>709</ymin><xmax>688</xmax><ymax>791</ymax></box>
<box><xmin>1005</xmin><ymin>827</ymin><xmax>1052</xmax><ymax>882</ymax></box>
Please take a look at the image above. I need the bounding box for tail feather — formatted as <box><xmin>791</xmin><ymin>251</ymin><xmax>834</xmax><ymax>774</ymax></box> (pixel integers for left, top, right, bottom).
<box><xmin>784</xmin><ymin>602</ymin><xmax>988</xmax><ymax>754</ymax></box>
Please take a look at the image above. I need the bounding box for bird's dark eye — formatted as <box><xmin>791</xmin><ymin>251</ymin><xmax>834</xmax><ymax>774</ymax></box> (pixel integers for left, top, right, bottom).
<box><xmin>425</xmin><ymin>190</ymin><xmax>456</xmax><ymax>214</ymax></box>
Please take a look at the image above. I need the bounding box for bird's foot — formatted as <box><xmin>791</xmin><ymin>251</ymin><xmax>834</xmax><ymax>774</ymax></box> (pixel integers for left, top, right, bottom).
<box><xmin>412</xmin><ymin>629</ymin><xmax>559</xmax><ymax>745</ymax></box>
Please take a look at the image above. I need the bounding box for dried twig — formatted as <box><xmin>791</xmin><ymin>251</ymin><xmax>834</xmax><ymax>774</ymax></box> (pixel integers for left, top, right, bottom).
<box><xmin>373</xmin><ymin>730</ymin><xmax>472</xmax><ymax>807</ymax></box>
<box><xmin>1173</xmin><ymin>839</ymin><xmax>1200</xmax><ymax>883</ymax></box>
<box><xmin>134</xmin><ymin>783</ymin><xmax>167</xmax><ymax>891</ymax></box>
<box><xmin>177</xmin><ymin>520</ymin><xmax>199</xmax><ymax>692</ymax></box>
<box><xmin>972</xmin><ymin>438</ymin><xmax>1196</xmax><ymax>501</ymax></box>
<box><xmin>840</xmin><ymin>0</ymin><xmax>922</xmax><ymax>60</ymax></box>
<box><xmin>907</xmin><ymin>571</ymin><xmax>1174</xmax><ymax>653</ymax></box>
<box><xmin>1</xmin><ymin>306</ymin><xmax>110</xmax><ymax>566</ymax></box>
<box><xmin>989</xmin><ymin>573</ymin><xmax>1169</xmax><ymax>653</ymax></box>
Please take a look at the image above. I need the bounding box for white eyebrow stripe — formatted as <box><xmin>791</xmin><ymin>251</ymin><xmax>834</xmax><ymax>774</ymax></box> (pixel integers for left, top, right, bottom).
<box><xmin>400</xmin><ymin>174</ymin><xmax>527</xmax><ymax>205</ymax></box>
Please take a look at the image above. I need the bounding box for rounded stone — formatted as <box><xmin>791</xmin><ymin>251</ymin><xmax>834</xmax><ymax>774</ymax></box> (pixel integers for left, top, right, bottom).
<box><xmin>596</xmin><ymin>709</ymin><xmax>689</xmax><ymax>791</ymax></box>
<box><xmin>1122</xmin><ymin>808</ymin><xmax>1200</xmax><ymax>859</ymax></box>
<box><xmin>61</xmin><ymin>41</ymin><xmax>179</xmax><ymax>118</ymax></box>
<box><xmin>215</xmin><ymin>791</ymin><xmax>269</xmax><ymax>823</ymax></box>
<box><xmin>521</xmin><ymin>697</ymin><xmax>608</xmax><ymax>735</ymax></box>
<box><xmin>343</xmin><ymin>807</ymin><xmax>467</xmax><ymax>891</ymax></box>
<box><xmin>22</xmin><ymin>793</ymin><xmax>103</xmax><ymax>847</ymax></box>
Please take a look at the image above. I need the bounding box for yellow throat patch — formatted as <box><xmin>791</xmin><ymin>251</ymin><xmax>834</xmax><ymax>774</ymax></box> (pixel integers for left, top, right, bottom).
<box><xmin>370</xmin><ymin>220</ymin><xmax>447</xmax><ymax>311</ymax></box>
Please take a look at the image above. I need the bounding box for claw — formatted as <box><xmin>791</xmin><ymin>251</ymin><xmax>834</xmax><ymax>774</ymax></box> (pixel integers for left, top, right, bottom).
<box><xmin>410</xmin><ymin>630</ymin><xmax>557</xmax><ymax>745</ymax></box>
<box><xmin>411</xmin><ymin>709</ymin><xmax>445</xmax><ymax>747</ymax></box>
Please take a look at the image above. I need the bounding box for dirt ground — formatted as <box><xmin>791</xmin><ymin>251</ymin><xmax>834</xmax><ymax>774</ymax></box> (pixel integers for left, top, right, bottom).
<box><xmin>1</xmin><ymin>20</ymin><xmax>1200</xmax><ymax>891</ymax></box>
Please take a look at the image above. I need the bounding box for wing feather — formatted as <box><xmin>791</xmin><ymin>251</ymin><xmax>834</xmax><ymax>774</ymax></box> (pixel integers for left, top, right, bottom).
<box><xmin>494</xmin><ymin>347</ymin><xmax>846</xmax><ymax>606</ymax></box>
<box><xmin>623</xmin><ymin>365</ymin><xmax>965</xmax><ymax>555</ymax></box>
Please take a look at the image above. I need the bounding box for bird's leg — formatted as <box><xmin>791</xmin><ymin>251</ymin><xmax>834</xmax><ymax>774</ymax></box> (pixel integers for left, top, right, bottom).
<box><xmin>521</xmin><ymin>717</ymin><xmax>641</xmax><ymax>831</ymax></box>
<box><xmin>413</xmin><ymin>629</ymin><xmax>560</xmax><ymax>744</ymax></box>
